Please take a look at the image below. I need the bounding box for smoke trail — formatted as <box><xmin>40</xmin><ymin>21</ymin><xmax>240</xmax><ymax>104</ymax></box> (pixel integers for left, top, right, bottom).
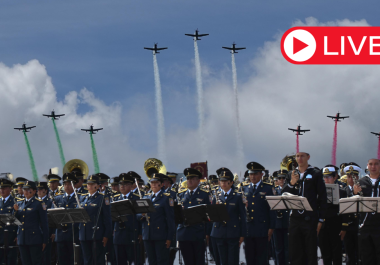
<box><xmin>90</xmin><ymin>133</ymin><xmax>100</xmax><ymax>174</ymax></box>
<box><xmin>52</xmin><ymin>118</ymin><xmax>66</xmax><ymax>168</ymax></box>
<box><xmin>331</xmin><ymin>120</ymin><xmax>338</xmax><ymax>166</ymax></box>
<box><xmin>231</xmin><ymin>53</ymin><xmax>244</xmax><ymax>166</ymax></box>
<box><xmin>194</xmin><ymin>40</ymin><xmax>207</xmax><ymax>160</ymax></box>
<box><xmin>296</xmin><ymin>134</ymin><xmax>299</xmax><ymax>153</ymax></box>
<box><xmin>153</xmin><ymin>54</ymin><xmax>167</xmax><ymax>164</ymax></box>
<box><xmin>23</xmin><ymin>132</ymin><xmax>38</xmax><ymax>181</ymax></box>
<box><xmin>377</xmin><ymin>137</ymin><xmax>380</xmax><ymax>160</ymax></box>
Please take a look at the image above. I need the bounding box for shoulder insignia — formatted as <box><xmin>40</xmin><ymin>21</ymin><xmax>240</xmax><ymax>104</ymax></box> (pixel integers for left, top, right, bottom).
<box><xmin>15</xmin><ymin>197</ymin><xmax>24</xmax><ymax>201</ymax></box>
<box><xmin>263</xmin><ymin>182</ymin><xmax>273</xmax><ymax>186</ymax></box>
<box><xmin>164</xmin><ymin>193</ymin><xmax>170</xmax><ymax>196</ymax></box>
<box><xmin>171</xmin><ymin>188</ymin><xmax>177</xmax><ymax>192</ymax></box>
<box><xmin>178</xmin><ymin>189</ymin><xmax>188</xmax><ymax>194</ymax></box>
<box><xmin>133</xmin><ymin>193</ymin><xmax>141</xmax><ymax>197</ymax></box>
<box><xmin>35</xmin><ymin>198</ymin><xmax>42</xmax><ymax>202</ymax></box>
<box><xmin>113</xmin><ymin>194</ymin><xmax>120</xmax><ymax>198</ymax></box>
<box><xmin>243</xmin><ymin>182</ymin><xmax>249</xmax><ymax>186</ymax></box>
<box><xmin>99</xmin><ymin>192</ymin><xmax>105</xmax><ymax>195</ymax></box>
<box><xmin>200</xmin><ymin>188</ymin><xmax>209</xmax><ymax>193</ymax></box>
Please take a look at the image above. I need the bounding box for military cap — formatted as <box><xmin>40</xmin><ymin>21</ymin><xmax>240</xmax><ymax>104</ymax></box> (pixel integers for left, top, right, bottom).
<box><xmin>208</xmin><ymin>175</ymin><xmax>218</xmax><ymax>181</ymax></box>
<box><xmin>150</xmin><ymin>173</ymin><xmax>165</xmax><ymax>183</ymax></box>
<box><xmin>277</xmin><ymin>169</ymin><xmax>288</xmax><ymax>177</ymax></box>
<box><xmin>216</xmin><ymin>167</ymin><xmax>232</xmax><ymax>177</ymax></box>
<box><xmin>219</xmin><ymin>171</ymin><xmax>234</xmax><ymax>182</ymax></box>
<box><xmin>183</xmin><ymin>168</ymin><xmax>202</xmax><ymax>179</ymax></box>
<box><xmin>344</xmin><ymin>162</ymin><xmax>361</xmax><ymax>175</ymax></box>
<box><xmin>37</xmin><ymin>182</ymin><xmax>49</xmax><ymax>189</ymax></box>
<box><xmin>322</xmin><ymin>165</ymin><xmax>337</xmax><ymax>176</ymax></box>
<box><xmin>119</xmin><ymin>173</ymin><xmax>135</xmax><ymax>184</ymax></box>
<box><xmin>47</xmin><ymin>174</ymin><xmax>61</xmax><ymax>183</ymax></box>
<box><xmin>126</xmin><ymin>171</ymin><xmax>142</xmax><ymax>181</ymax></box>
<box><xmin>62</xmin><ymin>173</ymin><xmax>78</xmax><ymax>184</ymax></box>
<box><xmin>246</xmin><ymin>162</ymin><xmax>265</xmax><ymax>173</ymax></box>
<box><xmin>244</xmin><ymin>170</ymin><xmax>249</xmax><ymax>178</ymax></box>
<box><xmin>87</xmin><ymin>175</ymin><xmax>100</xmax><ymax>184</ymax></box>
<box><xmin>15</xmin><ymin>177</ymin><xmax>27</xmax><ymax>186</ymax></box>
<box><xmin>96</xmin><ymin>173</ymin><xmax>110</xmax><ymax>183</ymax></box>
<box><xmin>138</xmin><ymin>178</ymin><xmax>145</xmax><ymax>185</ymax></box>
<box><xmin>0</xmin><ymin>178</ymin><xmax>13</xmax><ymax>188</ymax></box>
<box><xmin>83</xmin><ymin>179</ymin><xmax>88</xmax><ymax>187</ymax></box>
<box><xmin>167</xmin><ymin>172</ymin><xmax>177</xmax><ymax>184</ymax></box>
<box><xmin>23</xmin><ymin>181</ymin><xmax>37</xmax><ymax>189</ymax></box>
<box><xmin>111</xmin><ymin>177</ymin><xmax>119</xmax><ymax>185</ymax></box>
<box><xmin>71</xmin><ymin>168</ymin><xmax>84</xmax><ymax>179</ymax></box>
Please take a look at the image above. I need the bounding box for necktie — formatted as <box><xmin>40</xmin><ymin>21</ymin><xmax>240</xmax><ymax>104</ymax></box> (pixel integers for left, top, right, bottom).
<box><xmin>124</xmin><ymin>195</ymin><xmax>127</xmax><ymax>200</ymax></box>
<box><xmin>253</xmin><ymin>184</ymin><xmax>257</xmax><ymax>192</ymax></box>
<box><xmin>152</xmin><ymin>194</ymin><xmax>156</xmax><ymax>201</ymax></box>
<box><xmin>190</xmin><ymin>191</ymin><xmax>194</xmax><ymax>197</ymax></box>
<box><xmin>68</xmin><ymin>195</ymin><xmax>71</xmax><ymax>201</ymax></box>
<box><xmin>224</xmin><ymin>192</ymin><xmax>228</xmax><ymax>200</ymax></box>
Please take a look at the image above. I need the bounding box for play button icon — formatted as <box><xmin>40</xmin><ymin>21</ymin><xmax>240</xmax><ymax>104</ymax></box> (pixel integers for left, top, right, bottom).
<box><xmin>282</xmin><ymin>29</ymin><xmax>316</xmax><ymax>62</ymax></box>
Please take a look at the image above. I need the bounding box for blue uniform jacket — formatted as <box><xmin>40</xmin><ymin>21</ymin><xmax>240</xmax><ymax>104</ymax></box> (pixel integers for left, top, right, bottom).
<box><xmin>274</xmin><ymin>186</ymin><xmax>289</xmax><ymax>229</ymax></box>
<box><xmin>40</xmin><ymin>196</ymin><xmax>54</xmax><ymax>237</ymax></box>
<box><xmin>78</xmin><ymin>191</ymin><xmax>112</xmax><ymax>241</ymax></box>
<box><xmin>54</xmin><ymin>193</ymin><xmax>80</xmax><ymax>242</ymax></box>
<box><xmin>0</xmin><ymin>196</ymin><xmax>17</xmax><ymax>245</ymax></box>
<box><xmin>137</xmin><ymin>191</ymin><xmax>175</xmax><ymax>241</ymax></box>
<box><xmin>210</xmin><ymin>190</ymin><xmax>246</xmax><ymax>238</ymax></box>
<box><xmin>244</xmin><ymin>182</ymin><xmax>276</xmax><ymax>237</ymax></box>
<box><xmin>113</xmin><ymin>192</ymin><xmax>142</xmax><ymax>245</ymax></box>
<box><xmin>177</xmin><ymin>187</ymin><xmax>212</xmax><ymax>241</ymax></box>
<box><xmin>15</xmin><ymin>197</ymin><xmax>49</xmax><ymax>245</ymax></box>
<box><xmin>164</xmin><ymin>187</ymin><xmax>177</xmax><ymax>200</ymax></box>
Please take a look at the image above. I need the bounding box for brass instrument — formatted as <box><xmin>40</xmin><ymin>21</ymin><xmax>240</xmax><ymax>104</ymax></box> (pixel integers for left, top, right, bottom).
<box><xmin>144</xmin><ymin>158</ymin><xmax>167</xmax><ymax>179</ymax></box>
<box><xmin>347</xmin><ymin>167</ymin><xmax>363</xmax><ymax>196</ymax></box>
<box><xmin>63</xmin><ymin>159</ymin><xmax>89</xmax><ymax>179</ymax></box>
<box><xmin>233</xmin><ymin>174</ymin><xmax>240</xmax><ymax>186</ymax></box>
<box><xmin>281</xmin><ymin>154</ymin><xmax>298</xmax><ymax>182</ymax></box>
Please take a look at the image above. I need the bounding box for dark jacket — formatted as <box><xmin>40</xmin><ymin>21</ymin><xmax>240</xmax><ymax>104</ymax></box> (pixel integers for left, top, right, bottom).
<box><xmin>357</xmin><ymin>175</ymin><xmax>380</xmax><ymax>227</ymax></box>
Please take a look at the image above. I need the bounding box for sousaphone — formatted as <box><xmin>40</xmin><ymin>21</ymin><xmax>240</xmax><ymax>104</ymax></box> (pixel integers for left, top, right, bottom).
<box><xmin>144</xmin><ymin>158</ymin><xmax>167</xmax><ymax>180</ymax></box>
<box><xmin>63</xmin><ymin>159</ymin><xmax>89</xmax><ymax>179</ymax></box>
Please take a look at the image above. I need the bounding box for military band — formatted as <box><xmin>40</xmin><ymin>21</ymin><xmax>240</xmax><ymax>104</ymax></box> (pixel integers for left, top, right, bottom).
<box><xmin>1</xmin><ymin>154</ymin><xmax>380</xmax><ymax>264</ymax></box>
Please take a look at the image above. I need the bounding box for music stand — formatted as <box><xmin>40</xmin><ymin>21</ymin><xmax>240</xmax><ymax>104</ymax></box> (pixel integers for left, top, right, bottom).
<box><xmin>325</xmin><ymin>184</ymin><xmax>339</xmax><ymax>205</ymax></box>
<box><xmin>0</xmin><ymin>214</ymin><xmax>20</xmax><ymax>264</ymax></box>
<box><xmin>173</xmin><ymin>201</ymin><xmax>184</xmax><ymax>225</ymax></box>
<box><xmin>182</xmin><ymin>204</ymin><xmax>230</xmax><ymax>226</ymax></box>
<box><xmin>48</xmin><ymin>208</ymin><xmax>91</xmax><ymax>265</ymax></box>
<box><xmin>266</xmin><ymin>194</ymin><xmax>313</xmax><ymax>211</ymax></box>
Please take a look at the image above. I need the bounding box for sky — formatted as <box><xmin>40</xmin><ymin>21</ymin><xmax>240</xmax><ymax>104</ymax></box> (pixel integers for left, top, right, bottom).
<box><xmin>1</xmin><ymin>0</ymin><xmax>380</xmax><ymax>181</ymax></box>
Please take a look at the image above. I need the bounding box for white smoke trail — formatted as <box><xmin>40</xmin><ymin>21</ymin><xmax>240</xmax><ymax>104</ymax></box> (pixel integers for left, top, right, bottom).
<box><xmin>231</xmin><ymin>53</ymin><xmax>244</xmax><ymax>167</ymax></box>
<box><xmin>153</xmin><ymin>53</ymin><xmax>167</xmax><ymax>164</ymax></box>
<box><xmin>194</xmin><ymin>40</ymin><xmax>208</xmax><ymax>160</ymax></box>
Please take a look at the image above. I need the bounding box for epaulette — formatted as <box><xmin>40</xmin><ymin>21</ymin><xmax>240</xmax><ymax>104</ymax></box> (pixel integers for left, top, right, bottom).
<box><xmin>82</xmin><ymin>193</ymin><xmax>89</xmax><ymax>196</ymax></box>
<box><xmin>99</xmin><ymin>192</ymin><xmax>105</xmax><ymax>195</ymax></box>
<box><xmin>243</xmin><ymin>182</ymin><xmax>249</xmax><ymax>186</ymax></box>
<box><xmin>113</xmin><ymin>194</ymin><xmax>120</xmax><ymax>198</ymax></box>
<box><xmin>84</xmin><ymin>188</ymin><xmax>88</xmax><ymax>190</ymax></box>
<box><xmin>200</xmin><ymin>188</ymin><xmax>209</xmax><ymax>193</ymax></box>
<box><xmin>133</xmin><ymin>193</ymin><xmax>141</xmax><ymax>197</ymax></box>
<box><xmin>35</xmin><ymin>198</ymin><xmax>42</xmax><ymax>202</ymax></box>
<box><xmin>263</xmin><ymin>182</ymin><xmax>273</xmax><ymax>186</ymax></box>
<box><xmin>56</xmin><ymin>192</ymin><xmax>64</xmax><ymax>196</ymax></box>
<box><xmin>15</xmin><ymin>197</ymin><xmax>24</xmax><ymax>201</ymax></box>
<box><xmin>171</xmin><ymin>188</ymin><xmax>176</xmax><ymax>192</ymax></box>
<box><xmin>178</xmin><ymin>189</ymin><xmax>188</xmax><ymax>194</ymax></box>
<box><xmin>164</xmin><ymin>193</ymin><xmax>170</xmax><ymax>196</ymax></box>
<box><xmin>112</xmin><ymin>190</ymin><xmax>117</xmax><ymax>194</ymax></box>
<box><xmin>275</xmin><ymin>185</ymin><xmax>279</xmax><ymax>187</ymax></box>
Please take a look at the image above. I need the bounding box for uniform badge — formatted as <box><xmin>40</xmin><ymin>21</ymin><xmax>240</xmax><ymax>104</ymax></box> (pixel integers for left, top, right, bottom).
<box><xmin>27</xmin><ymin>208</ymin><xmax>33</xmax><ymax>211</ymax></box>
<box><xmin>90</xmin><ymin>204</ymin><xmax>97</xmax><ymax>207</ymax></box>
<box><xmin>196</xmin><ymin>198</ymin><xmax>203</xmax><ymax>202</ymax></box>
<box><xmin>260</xmin><ymin>192</ymin><xmax>266</xmax><ymax>195</ymax></box>
<box><xmin>42</xmin><ymin>203</ymin><xmax>47</xmax><ymax>211</ymax></box>
<box><xmin>105</xmin><ymin>198</ymin><xmax>110</xmax><ymax>206</ymax></box>
<box><xmin>169</xmin><ymin>198</ymin><xmax>174</xmax><ymax>207</ymax></box>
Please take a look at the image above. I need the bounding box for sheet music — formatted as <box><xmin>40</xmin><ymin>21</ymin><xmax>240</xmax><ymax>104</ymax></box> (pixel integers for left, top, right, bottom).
<box><xmin>339</xmin><ymin>196</ymin><xmax>380</xmax><ymax>214</ymax></box>
<box><xmin>325</xmin><ymin>184</ymin><xmax>340</xmax><ymax>205</ymax></box>
<box><xmin>266</xmin><ymin>195</ymin><xmax>313</xmax><ymax>211</ymax></box>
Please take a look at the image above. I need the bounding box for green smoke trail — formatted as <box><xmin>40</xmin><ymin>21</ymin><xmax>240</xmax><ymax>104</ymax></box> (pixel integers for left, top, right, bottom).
<box><xmin>23</xmin><ymin>132</ymin><xmax>38</xmax><ymax>181</ymax></box>
<box><xmin>52</xmin><ymin>118</ymin><xmax>66</xmax><ymax>168</ymax></box>
<box><xmin>90</xmin><ymin>133</ymin><xmax>100</xmax><ymax>173</ymax></box>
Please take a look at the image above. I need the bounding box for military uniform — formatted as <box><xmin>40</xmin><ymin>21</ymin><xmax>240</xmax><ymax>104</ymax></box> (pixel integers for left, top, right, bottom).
<box><xmin>79</xmin><ymin>175</ymin><xmax>112</xmax><ymax>265</ymax></box>
<box><xmin>15</xmin><ymin>178</ymin><xmax>27</xmax><ymax>200</ymax></box>
<box><xmin>15</xmin><ymin>181</ymin><xmax>49</xmax><ymax>265</ymax></box>
<box><xmin>0</xmin><ymin>179</ymin><xmax>18</xmax><ymax>265</ymax></box>
<box><xmin>177</xmin><ymin>168</ymin><xmax>211</xmax><ymax>265</ymax></box>
<box><xmin>211</xmin><ymin>171</ymin><xmax>246</xmax><ymax>265</ymax></box>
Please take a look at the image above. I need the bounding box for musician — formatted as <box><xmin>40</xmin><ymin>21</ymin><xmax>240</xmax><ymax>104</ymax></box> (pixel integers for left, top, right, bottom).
<box><xmin>211</xmin><ymin>170</ymin><xmax>246</xmax><ymax>265</ymax></box>
<box><xmin>113</xmin><ymin>173</ymin><xmax>141</xmax><ymax>265</ymax></box>
<box><xmin>137</xmin><ymin>173</ymin><xmax>175</xmax><ymax>265</ymax></box>
<box><xmin>281</xmin><ymin>152</ymin><xmax>328</xmax><ymax>265</ymax></box>
<box><xmin>111</xmin><ymin>177</ymin><xmax>120</xmax><ymax>193</ymax></box>
<box><xmin>177</xmin><ymin>168</ymin><xmax>211</xmax><ymax>265</ymax></box>
<box><xmin>36</xmin><ymin>182</ymin><xmax>54</xmax><ymax>265</ymax></box>
<box><xmin>15</xmin><ymin>177</ymin><xmax>27</xmax><ymax>199</ymax></box>
<box><xmin>343</xmin><ymin>163</ymin><xmax>360</xmax><ymax>265</ymax></box>
<box><xmin>0</xmin><ymin>179</ymin><xmax>17</xmax><ymax>264</ymax></box>
<box><xmin>162</xmin><ymin>174</ymin><xmax>176</xmax><ymax>199</ymax></box>
<box><xmin>319</xmin><ymin>166</ymin><xmax>348</xmax><ymax>265</ymax></box>
<box><xmin>14</xmin><ymin>181</ymin><xmax>49</xmax><ymax>265</ymax></box>
<box><xmin>208</xmin><ymin>174</ymin><xmax>220</xmax><ymax>265</ymax></box>
<box><xmin>72</xmin><ymin>169</ymin><xmax>87</xmax><ymax>194</ymax></box>
<box><xmin>272</xmin><ymin>170</ymin><xmax>289</xmax><ymax>265</ymax></box>
<box><xmin>237</xmin><ymin>170</ymin><xmax>249</xmax><ymax>192</ymax></box>
<box><xmin>353</xmin><ymin>158</ymin><xmax>380</xmax><ymax>264</ymax></box>
<box><xmin>79</xmin><ymin>175</ymin><xmax>112</xmax><ymax>265</ymax></box>
<box><xmin>47</xmin><ymin>174</ymin><xmax>61</xmax><ymax>196</ymax></box>
<box><xmin>131</xmin><ymin>174</ymin><xmax>144</xmax><ymax>195</ymax></box>
<box><xmin>54</xmin><ymin>173</ymin><xmax>81</xmax><ymax>265</ymax></box>
<box><xmin>243</xmin><ymin>162</ymin><xmax>276</xmax><ymax>265</ymax></box>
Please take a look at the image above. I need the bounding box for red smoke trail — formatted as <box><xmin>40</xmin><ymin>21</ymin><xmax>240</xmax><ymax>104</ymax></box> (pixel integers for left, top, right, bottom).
<box><xmin>331</xmin><ymin>120</ymin><xmax>338</xmax><ymax>166</ymax></box>
<box><xmin>378</xmin><ymin>137</ymin><xmax>380</xmax><ymax>159</ymax></box>
<box><xmin>296</xmin><ymin>134</ymin><xmax>299</xmax><ymax>153</ymax></box>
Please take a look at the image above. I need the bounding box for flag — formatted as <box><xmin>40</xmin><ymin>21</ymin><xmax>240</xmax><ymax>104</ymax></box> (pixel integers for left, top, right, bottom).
<box><xmin>190</xmin><ymin>161</ymin><xmax>208</xmax><ymax>180</ymax></box>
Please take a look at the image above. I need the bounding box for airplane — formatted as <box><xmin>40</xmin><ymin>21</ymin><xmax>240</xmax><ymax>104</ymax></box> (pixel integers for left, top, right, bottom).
<box><xmin>43</xmin><ymin>110</ymin><xmax>65</xmax><ymax>120</ymax></box>
<box><xmin>14</xmin><ymin>123</ymin><xmax>36</xmax><ymax>133</ymax></box>
<box><xmin>81</xmin><ymin>125</ymin><xmax>103</xmax><ymax>134</ymax></box>
<box><xmin>144</xmin><ymin>43</ymin><xmax>168</xmax><ymax>54</ymax></box>
<box><xmin>327</xmin><ymin>112</ymin><xmax>349</xmax><ymax>122</ymax></box>
<box><xmin>288</xmin><ymin>125</ymin><xmax>310</xmax><ymax>135</ymax></box>
<box><xmin>222</xmin><ymin>42</ymin><xmax>246</xmax><ymax>53</ymax></box>
<box><xmin>185</xmin><ymin>29</ymin><xmax>209</xmax><ymax>40</ymax></box>
<box><xmin>371</xmin><ymin>132</ymin><xmax>380</xmax><ymax>138</ymax></box>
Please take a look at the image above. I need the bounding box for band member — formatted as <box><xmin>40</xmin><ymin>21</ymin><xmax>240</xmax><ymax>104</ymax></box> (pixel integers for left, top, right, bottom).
<box><xmin>211</xmin><ymin>170</ymin><xmax>246</xmax><ymax>265</ymax></box>
<box><xmin>272</xmin><ymin>170</ymin><xmax>289</xmax><ymax>265</ymax></box>
<box><xmin>111</xmin><ymin>177</ymin><xmax>120</xmax><ymax>193</ymax></box>
<box><xmin>79</xmin><ymin>175</ymin><xmax>112</xmax><ymax>265</ymax></box>
<box><xmin>282</xmin><ymin>152</ymin><xmax>328</xmax><ymax>265</ymax></box>
<box><xmin>138</xmin><ymin>173</ymin><xmax>175</xmax><ymax>265</ymax></box>
<box><xmin>14</xmin><ymin>181</ymin><xmax>49</xmax><ymax>265</ymax></box>
<box><xmin>343</xmin><ymin>163</ymin><xmax>360</xmax><ymax>265</ymax></box>
<box><xmin>319</xmin><ymin>166</ymin><xmax>348</xmax><ymax>265</ymax></box>
<box><xmin>72</xmin><ymin>169</ymin><xmax>87</xmax><ymax>194</ymax></box>
<box><xmin>47</xmin><ymin>174</ymin><xmax>61</xmax><ymax>196</ymax></box>
<box><xmin>15</xmin><ymin>177</ymin><xmax>27</xmax><ymax>199</ymax></box>
<box><xmin>113</xmin><ymin>173</ymin><xmax>141</xmax><ymax>265</ymax></box>
<box><xmin>0</xmin><ymin>179</ymin><xmax>17</xmax><ymax>264</ymax></box>
<box><xmin>237</xmin><ymin>171</ymin><xmax>249</xmax><ymax>192</ymax></box>
<box><xmin>162</xmin><ymin>174</ymin><xmax>176</xmax><ymax>198</ymax></box>
<box><xmin>36</xmin><ymin>182</ymin><xmax>54</xmax><ymax>265</ymax></box>
<box><xmin>353</xmin><ymin>158</ymin><xmax>380</xmax><ymax>264</ymax></box>
<box><xmin>208</xmin><ymin>174</ymin><xmax>220</xmax><ymax>265</ymax></box>
<box><xmin>54</xmin><ymin>173</ymin><xmax>80</xmax><ymax>265</ymax></box>
<box><xmin>177</xmin><ymin>168</ymin><xmax>211</xmax><ymax>265</ymax></box>
<box><xmin>243</xmin><ymin>162</ymin><xmax>276</xmax><ymax>265</ymax></box>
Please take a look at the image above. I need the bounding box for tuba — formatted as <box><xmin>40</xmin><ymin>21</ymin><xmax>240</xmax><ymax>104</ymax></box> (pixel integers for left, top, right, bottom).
<box><xmin>280</xmin><ymin>154</ymin><xmax>298</xmax><ymax>171</ymax></box>
<box><xmin>144</xmin><ymin>158</ymin><xmax>167</xmax><ymax>180</ymax></box>
<box><xmin>63</xmin><ymin>159</ymin><xmax>89</xmax><ymax>179</ymax></box>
